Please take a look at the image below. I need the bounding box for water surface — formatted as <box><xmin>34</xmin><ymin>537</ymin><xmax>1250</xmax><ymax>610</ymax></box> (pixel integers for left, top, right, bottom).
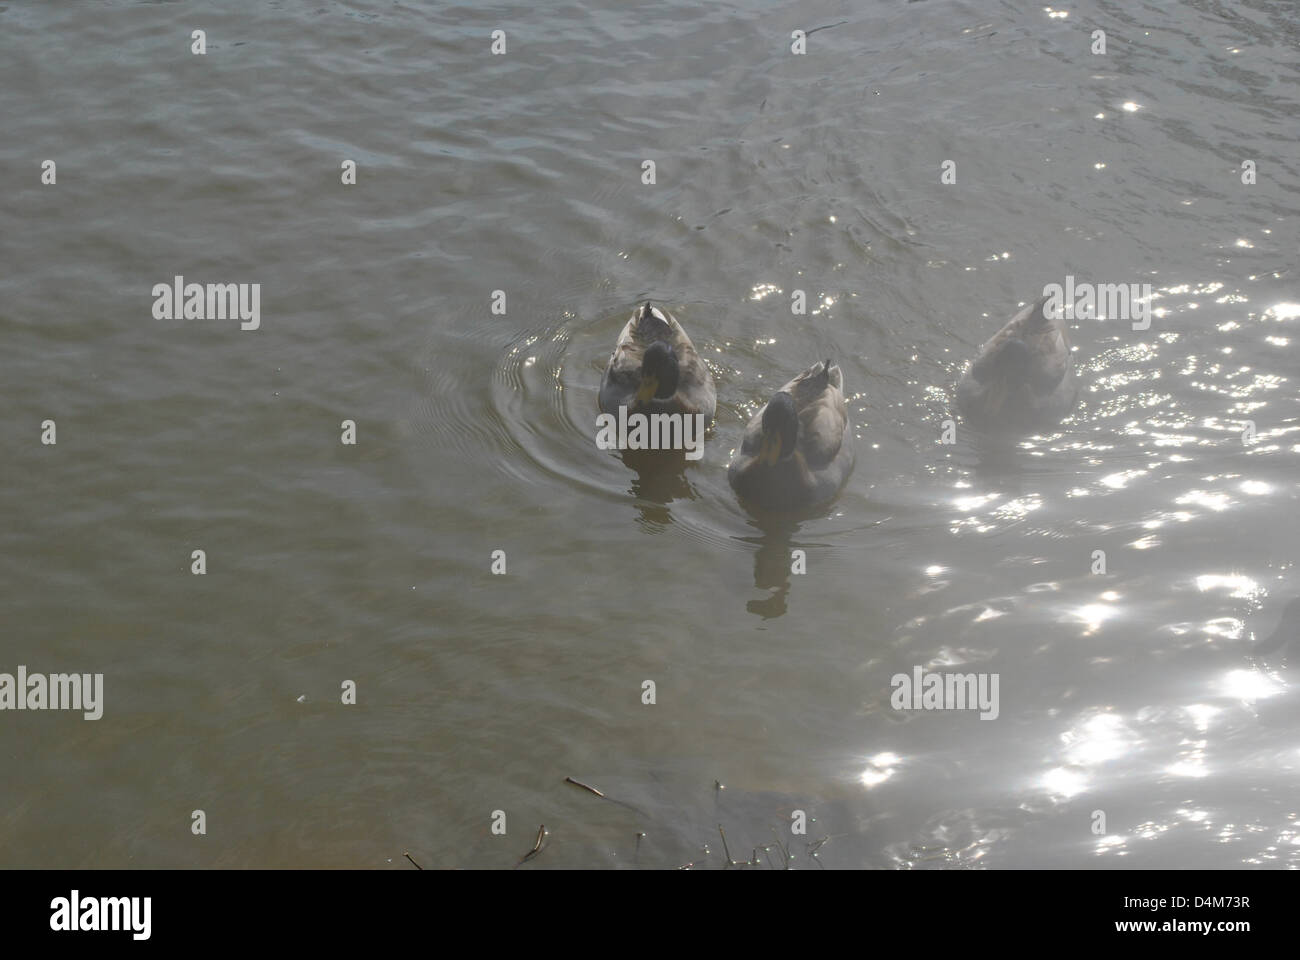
<box><xmin>1</xmin><ymin>0</ymin><xmax>1298</xmax><ymax>868</ymax></box>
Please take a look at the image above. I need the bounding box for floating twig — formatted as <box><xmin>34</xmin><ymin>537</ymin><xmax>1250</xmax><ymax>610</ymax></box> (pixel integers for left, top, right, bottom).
<box><xmin>564</xmin><ymin>776</ymin><xmax>606</xmax><ymax>798</ymax></box>
<box><xmin>805</xmin><ymin>20</ymin><xmax>849</xmax><ymax>37</ymax></box>
<box><xmin>563</xmin><ymin>776</ymin><xmax>645</xmax><ymax>815</ymax></box>
<box><xmin>403</xmin><ymin>851</ymin><xmax>423</xmax><ymax>871</ymax></box>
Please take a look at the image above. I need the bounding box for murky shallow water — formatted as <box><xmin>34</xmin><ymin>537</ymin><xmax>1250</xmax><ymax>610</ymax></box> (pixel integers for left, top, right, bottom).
<box><xmin>2</xmin><ymin>0</ymin><xmax>1298</xmax><ymax>868</ymax></box>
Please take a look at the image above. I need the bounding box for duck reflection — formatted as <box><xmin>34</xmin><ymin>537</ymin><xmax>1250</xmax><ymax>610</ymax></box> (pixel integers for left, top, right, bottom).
<box><xmin>1254</xmin><ymin>595</ymin><xmax>1300</xmax><ymax>661</ymax></box>
<box><xmin>621</xmin><ymin>448</ymin><xmax>696</xmax><ymax>528</ymax></box>
<box><xmin>735</xmin><ymin>511</ymin><xmax>805</xmax><ymax>619</ymax></box>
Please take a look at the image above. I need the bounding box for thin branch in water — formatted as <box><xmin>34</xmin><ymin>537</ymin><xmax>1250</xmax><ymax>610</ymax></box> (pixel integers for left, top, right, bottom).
<box><xmin>516</xmin><ymin>824</ymin><xmax>547</xmax><ymax>867</ymax></box>
<box><xmin>718</xmin><ymin>825</ymin><xmax>740</xmax><ymax>867</ymax></box>
<box><xmin>770</xmin><ymin>828</ymin><xmax>791</xmax><ymax>870</ymax></box>
<box><xmin>564</xmin><ymin>776</ymin><xmax>606</xmax><ymax>798</ymax></box>
<box><xmin>403</xmin><ymin>851</ymin><xmax>423</xmax><ymax>870</ymax></box>
<box><xmin>805</xmin><ymin>19</ymin><xmax>849</xmax><ymax>37</ymax></box>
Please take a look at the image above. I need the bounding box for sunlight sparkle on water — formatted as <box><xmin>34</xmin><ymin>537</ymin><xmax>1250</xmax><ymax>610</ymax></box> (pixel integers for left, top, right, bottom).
<box><xmin>1220</xmin><ymin>668</ymin><xmax>1284</xmax><ymax>702</ymax></box>
<box><xmin>1042</xmin><ymin>767</ymin><xmax>1087</xmax><ymax>798</ymax></box>
<box><xmin>859</xmin><ymin>752</ymin><xmax>900</xmax><ymax>787</ymax></box>
<box><xmin>1069</xmin><ymin>603</ymin><xmax>1119</xmax><ymax>634</ymax></box>
<box><xmin>1177</xmin><ymin>489</ymin><xmax>1230</xmax><ymax>511</ymax></box>
<box><xmin>1194</xmin><ymin>574</ymin><xmax>1258</xmax><ymax>598</ymax></box>
<box><xmin>1062</xmin><ymin>712</ymin><xmax>1133</xmax><ymax>765</ymax></box>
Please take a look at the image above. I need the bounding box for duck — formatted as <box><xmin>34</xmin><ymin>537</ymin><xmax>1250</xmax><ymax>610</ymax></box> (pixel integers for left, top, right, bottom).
<box><xmin>955</xmin><ymin>294</ymin><xmax>1078</xmax><ymax>434</ymax></box>
<box><xmin>598</xmin><ymin>301</ymin><xmax>716</xmax><ymax>421</ymax></box>
<box><xmin>728</xmin><ymin>358</ymin><xmax>854</xmax><ymax>510</ymax></box>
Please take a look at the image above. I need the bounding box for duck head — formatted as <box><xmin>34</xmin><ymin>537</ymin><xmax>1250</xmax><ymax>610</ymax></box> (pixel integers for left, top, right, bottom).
<box><xmin>634</xmin><ymin>341</ymin><xmax>680</xmax><ymax>406</ymax></box>
<box><xmin>757</xmin><ymin>391</ymin><xmax>798</xmax><ymax>465</ymax></box>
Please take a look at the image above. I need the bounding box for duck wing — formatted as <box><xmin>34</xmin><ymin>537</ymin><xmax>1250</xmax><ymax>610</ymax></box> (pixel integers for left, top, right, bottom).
<box><xmin>654</xmin><ymin>305</ymin><xmax>715</xmax><ymax>419</ymax></box>
<box><xmin>599</xmin><ymin>313</ymin><xmax>645</xmax><ymax>413</ymax></box>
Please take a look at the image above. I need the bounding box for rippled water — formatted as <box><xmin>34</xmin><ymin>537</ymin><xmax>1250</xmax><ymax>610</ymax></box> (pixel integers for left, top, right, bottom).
<box><xmin>2</xmin><ymin>0</ymin><xmax>1298</xmax><ymax>868</ymax></box>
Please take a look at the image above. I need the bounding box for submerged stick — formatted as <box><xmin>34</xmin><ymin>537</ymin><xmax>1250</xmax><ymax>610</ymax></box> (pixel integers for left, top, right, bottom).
<box><xmin>770</xmin><ymin>828</ymin><xmax>791</xmax><ymax>870</ymax></box>
<box><xmin>718</xmin><ymin>825</ymin><xmax>738</xmax><ymax>867</ymax></box>
<box><xmin>516</xmin><ymin>824</ymin><xmax>547</xmax><ymax>867</ymax></box>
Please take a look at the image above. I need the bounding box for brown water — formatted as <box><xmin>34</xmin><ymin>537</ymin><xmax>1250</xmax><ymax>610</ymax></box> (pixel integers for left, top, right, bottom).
<box><xmin>2</xmin><ymin>0</ymin><xmax>1298</xmax><ymax>869</ymax></box>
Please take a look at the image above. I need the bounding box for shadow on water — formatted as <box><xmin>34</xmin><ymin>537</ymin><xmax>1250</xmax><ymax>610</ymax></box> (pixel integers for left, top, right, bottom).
<box><xmin>964</xmin><ymin>431</ymin><xmax>1030</xmax><ymax>480</ymax></box>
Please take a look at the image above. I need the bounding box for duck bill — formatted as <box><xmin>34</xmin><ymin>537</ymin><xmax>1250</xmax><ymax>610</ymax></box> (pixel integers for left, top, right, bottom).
<box><xmin>635</xmin><ymin>376</ymin><xmax>659</xmax><ymax>407</ymax></box>
<box><xmin>758</xmin><ymin>433</ymin><xmax>782</xmax><ymax>466</ymax></box>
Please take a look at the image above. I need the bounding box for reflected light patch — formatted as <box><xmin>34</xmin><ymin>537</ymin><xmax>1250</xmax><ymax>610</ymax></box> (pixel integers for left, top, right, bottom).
<box><xmin>1166</xmin><ymin>759</ymin><xmax>1209</xmax><ymax>778</ymax></box>
<box><xmin>1203</xmin><ymin>618</ymin><xmax>1244</xmax><ymax>640</ymax></box>
<box><xmin>859</xmin><ymin>752</ymin><xmax>900</xmax><ymax>788</ymax></box>
<box><xmin>1183</xmin><ymin>704</ymin><xmax>1218</xmax><ymax>732</ymax></box>
<box><xmin>1062</xmin><ymin>713</ymin><xmax>1132</xmax><ymax>765</ymax></box>
<box><xmin>953</xmin><ymin>493</ymin><xmax>999</xmax><ymax>512</ymax></box>
<box><xmin>1095</xmin><ymin>834</ymin><xmax>1126</xmax><ymax>854</ymax></box>
<box><xmin>1177</xmin><ymin>490</ymin><xmax>1231</xmax><ymax>511</ymax></box>
<box><xmin>1100</xmin><ymin>470</ymin><xmax>1144</xmax><ymax>489</ymax></box>
<box><xmin>1070</xmin><ymin>603</ymin><xmax>1119</xmax><ymax>634</ymax></box>
<box><xmin>1220</xmin><ymin>668</ymin><xmax>1284</xmax><ymax>702</ymax></box>
<box><xmin>1042</xmin><ymin>767</ymin><xmax>1087</xmax><ymax>798</ymax></box>
<box><xmin>1194</xmin><ymin>574</ymin><xmax>1258</xmax><ymax>598</ymax></box>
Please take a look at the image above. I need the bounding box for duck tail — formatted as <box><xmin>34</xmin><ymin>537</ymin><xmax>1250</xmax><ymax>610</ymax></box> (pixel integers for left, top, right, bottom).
<box><xmin>637</xmin><ymin>300</ymin><xmax>671</xmax><ymax>338</ymax></box>
<box><xmin>1027</xmin><ymin>294</ymin><xmax>1054</xmax><ymax>328</ymax></box>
